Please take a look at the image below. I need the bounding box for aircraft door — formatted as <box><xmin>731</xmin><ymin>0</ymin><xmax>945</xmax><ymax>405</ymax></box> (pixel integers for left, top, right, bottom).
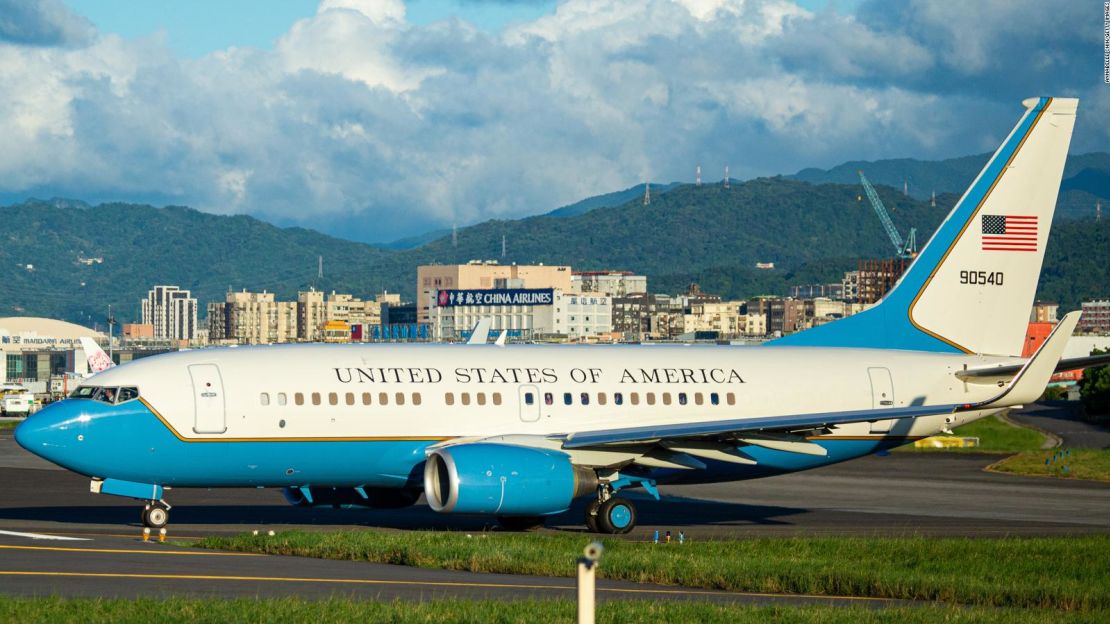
<box><xmin>189</xmin><ymin>364</ymin><xmax>227</xmax><ymax>434</ymax></box>
<box><xmin>867</xmin><ymin>367</ymin><xmax>895</xmax><ymax>434</ymax></box>
<box><xmin>518</xmin><ymin>385</ymin><xmax>540</xmax><ymax>423</ymax></box>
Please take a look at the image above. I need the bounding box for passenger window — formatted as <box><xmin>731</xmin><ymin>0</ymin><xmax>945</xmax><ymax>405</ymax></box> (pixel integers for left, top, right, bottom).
<box><xmin>311</xmin><ymin>392</ymin><xmax>321</xmax><ymax>406</ymax></box>
<box><xmin>117</xmin><ymin>387</ymin><xmax>139</xmax><ymax>403</ymax></box>
<box><xmin>461</xmin><ymin>393</ymin><xmax>471</xmax><ymax>406</ymax></box>
<box><xmin>710</xmin><ymin>392</ymin><xmax>719</xmax><ymax>406</ymax></box>
<box><xmin>597</xmin><ymin>393</ymin><xmax>607</xmax><ymax>406</ymax></box>
<box><xmin>544</xmin><ymin>392</ymin><xmax>553</xmax><ymax>406</ymax></box>
<box><xmin>492</xmin><ymin>392</ymin><xmax>502</xmax><ymax>406</ymax></box>
<box><xmin>662</xmin><ymin>393</ymin><xmax>672</xmax><ymax>406</ymax></box>
<box><xmin>345</xmin><ymin>392</ymin><xmax>355</xmax><ymax>406</ymax></box>
<box><xmin>260</xmin><ymin>392</ymin><xmax>270</xmax><ymax>406</ymax></box>
<box><xmin>362</xmin><ymin>392</ymin><xmax>371</xmax><ymax>405</ymax></box>
<box><xmin>646</xmin><ymin>392</ymin><xmax>655</xmax><ymax>406</ymax></box>
<box><xmin>630</xmin><ymin>392</ymin><xmax>639</xmax><ymax>406</ymax></box>
<box><xmin>564</xmin><ymin>392</ymin><xmax>572</xmax><ymax>406</ymax></box>
<box><xmin>277</xmin><ymin>392</ymin><xmax>288</xmax><ymax>406</ymax></box>
<box><xmin>678</xmin><ymin>392</ymin><xmax>687</xmax><ymax>405</ymax></box>
<box><xmin>445</xmin><ymin>392</ymin><xmax>454</xmax><ymax>406</ymax></box>
<box><xmin>614</xmin><ymin>392</ymin><xmax>623</xmax><ymax>406</ymax></box>
<box><xmin>295</xmin><ymin>392</ymin><xmax>304</xmax><ymax>406</ymax></box>
<box><xmin>580</xmin><ymin>392</ymin><xmax>590</xmax><ymax>405</ymax></box>
<box><xmin>379</xmin><ymin>392</ymin><xmax>389</xmax><ymax>405</ymax></box>
<box><xmin>328</xmin><ymin>392</ymin><xmax>338</xmax><ymax>406</ymax></box>
<box><xmin>413</xmin><ymin>393</ymin><xmax>422</xmax><ymax>406</ymax></box>
<box><xmin>695</xmin><ymin>393</ymin><xmax>704</xmax><ymax>406</ymax></box>
<box><xmin>395</xmin><ymin>392</ymin><xmax>405</xmax><ymax>406</ymax></box>
<box><xmin>477</xmin><ymin>393</ymin><xmax>486</xmax><ymax>406</ymax></box>
<box><xmin>727</xmin><ymin>392</ymin><xmax>736</xmax><ymax>406</ymax></box>
<box><xmin>524</xmin><ymin>392</ymin><xmax>534</xmax><ymax>406</ymax></box>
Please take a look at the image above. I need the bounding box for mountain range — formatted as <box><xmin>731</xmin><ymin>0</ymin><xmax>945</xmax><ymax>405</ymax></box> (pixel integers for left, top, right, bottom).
<box><xmin>2</xmin><ymin>152</ymin><xmax>1108</xmax><ymax>327</ymax></box>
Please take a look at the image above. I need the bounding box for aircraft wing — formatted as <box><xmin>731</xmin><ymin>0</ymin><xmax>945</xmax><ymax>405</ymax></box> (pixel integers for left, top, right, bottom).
<box><xmin>561</xmin><ymin>404</ymin><xmax>959</xmax><ymax>449</ymax></box>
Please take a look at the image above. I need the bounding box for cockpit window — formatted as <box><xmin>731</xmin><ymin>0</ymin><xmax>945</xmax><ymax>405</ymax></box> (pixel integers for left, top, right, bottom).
<box><xmin>69</xmin><ymin>386</ymin><xmax>96</xmax><ymax>399</ymax></box>
<box><xmin>92</xmin><ymin>387</ymin><xmax>118</xmax><ymax>403</ymax></box>
<box><xmin>70</xmin><ymin>386</ymin><xmax>140</xmax><ymax>405</ymax></box>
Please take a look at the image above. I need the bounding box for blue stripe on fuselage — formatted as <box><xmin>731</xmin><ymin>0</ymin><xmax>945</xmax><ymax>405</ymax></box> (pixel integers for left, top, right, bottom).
<box><xmin>18</xmin><ymin>398</ymin><xmax>914</xmax><ymax>493</ymax></box>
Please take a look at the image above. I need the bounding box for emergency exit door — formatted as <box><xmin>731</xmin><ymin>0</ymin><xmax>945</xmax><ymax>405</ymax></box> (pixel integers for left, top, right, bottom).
<box><xmin>867</xmin><ymin>367</ymin><xmax>895</xmax><ymax>434</ymax></box>
<box><xmin>189</xmin><ymin>364</ymin><xmax>227</xmax><ymax>434</ymax></box>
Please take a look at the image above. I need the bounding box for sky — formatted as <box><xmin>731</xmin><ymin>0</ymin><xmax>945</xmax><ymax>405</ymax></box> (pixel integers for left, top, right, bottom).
<box><xmin>0</xmin><ymin>0</ymin><xmax>1104</xmax><ymax>243</ymax></box>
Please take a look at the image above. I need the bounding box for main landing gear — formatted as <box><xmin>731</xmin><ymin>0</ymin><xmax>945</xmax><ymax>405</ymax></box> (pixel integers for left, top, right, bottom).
<box><xmin>141</xmin><ymin>501</ymin><xmax>171</xmax><ymax>529</ymax></box>
<box><xmin>585</xmin><ymin>476</ymin><xmax>657</xmax><ymax>534</ymax></box>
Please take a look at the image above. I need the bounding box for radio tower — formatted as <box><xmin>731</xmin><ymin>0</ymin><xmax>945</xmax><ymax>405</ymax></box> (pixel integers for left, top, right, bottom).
<box><xmin>1098</xmin><ymin>200</ymin><xmax>1103</xmax><ymax>222</ymax></box>
<box><xmin>696</xmin><ymin>163</ymin><xmax>701</xmax><ymax>186</ymax></box>
<box><xmin>452</xmin><ymin>223</ymin><xmax>458</xmax><ymax>247</ymax></box>
<box><xmin>724</xmin><ymin>164</ymin><xmax>730</xmax><ymax>189</ymax></box>
<box><xmin>643</xmin><ymin>179</ymin><xmax>651</xmax><ymax>205</ymax></box>
<box><xmin>317</xmin><ymin>255</ymin><xmax>323</xmax><ymax>280</ymax></box>
<box><xmin>930</xmin><ymin>190</ymin><xmax>936</xmax><ymax>208</ymax></box>
<box><xmin>501</xmin><ymin>234</ymin><xmax>507</xmax><ymax>258</ymax></box>
<box><xmin>903</xmin><ymin>180</ymin><xmax>908</xmax><ymax>196</ymax></box>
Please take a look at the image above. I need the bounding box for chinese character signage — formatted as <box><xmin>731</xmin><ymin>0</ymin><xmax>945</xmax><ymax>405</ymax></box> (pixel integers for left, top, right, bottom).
<box><xmin>436</xmin><ymin>288</ymin><xmax>554</xmax><ymax>307</ymax></box>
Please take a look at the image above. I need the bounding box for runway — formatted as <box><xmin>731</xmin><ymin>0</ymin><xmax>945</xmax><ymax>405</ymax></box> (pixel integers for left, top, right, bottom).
<box><xmin>1</xmin><ymin>403</ymin><xmax>1108</xmax><ymax>601</ymax></box>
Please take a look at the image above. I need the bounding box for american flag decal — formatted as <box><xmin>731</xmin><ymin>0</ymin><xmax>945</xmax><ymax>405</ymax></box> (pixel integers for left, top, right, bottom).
<box><xmin>981</xmin><ymin>214</ymin><xmax>1038</xmax><ymax>252</ymax></box>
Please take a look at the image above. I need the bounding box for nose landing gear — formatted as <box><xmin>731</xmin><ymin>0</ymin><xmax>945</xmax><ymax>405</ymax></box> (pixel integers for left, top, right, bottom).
<box><xmin>141</xmin><ymin>501</ymin><xmax>171</xmax><ymax>529</ymax></box>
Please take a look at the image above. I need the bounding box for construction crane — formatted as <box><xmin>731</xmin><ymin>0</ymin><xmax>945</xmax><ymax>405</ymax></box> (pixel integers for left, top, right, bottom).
<box><xmin>858</xmin><ymin>171</ymin><xmax>917</xmax><ymax>259</ymax></box>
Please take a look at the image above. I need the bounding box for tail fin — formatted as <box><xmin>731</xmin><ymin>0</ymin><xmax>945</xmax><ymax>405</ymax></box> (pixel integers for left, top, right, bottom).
<box><xmin>773</xmin><ymin>97</ymin><xmax>1078</xmax><ymax>355</ymax></box>
<box><xmin>79</xmin><ymin>337</ymin><xmax>114</xmax><ymax>374</ymax></box>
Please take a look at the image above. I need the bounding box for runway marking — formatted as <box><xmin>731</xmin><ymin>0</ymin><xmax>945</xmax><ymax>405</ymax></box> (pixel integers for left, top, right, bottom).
<box><xmin>0</xmin><ymin>530</ymin><xmax>89</xmax><ymax>541</ymax></box>
<box><xmin>0</xmin><ymin>571</ymin><xmax>895</xmax><ymax>603</ymax></box>
<box><xmin>0</xmin><ymin>545</ymin><xmax>258</xmax><ymax>557</ymax></box>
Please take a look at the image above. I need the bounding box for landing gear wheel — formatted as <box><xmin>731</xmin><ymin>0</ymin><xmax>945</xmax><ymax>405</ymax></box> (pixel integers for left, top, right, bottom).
<box><xmin>584</xmin><ymin>499</ymin><xmax>601</xmax><ymax>533</ymax></box>
<box><xmin>497</xmin><ymin>515</ymin><xmax>545</xmax><ymax>531</ymax></box>
<box><xmin>597</xmin><ymin>497</ymin><xmax>636</xmax><ymax>534</ymax></box>
<box><xmin>142</xmin><ymin>503</ymin><xmax>169</xmax><ymax>529</ymax></box>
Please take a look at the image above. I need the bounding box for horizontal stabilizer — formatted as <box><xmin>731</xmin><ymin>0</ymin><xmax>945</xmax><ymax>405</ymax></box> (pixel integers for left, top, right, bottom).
<box><xmin>957</xmin><ymin>350</ymin><xmax>1110</xmax><ymax>381</ymax></box>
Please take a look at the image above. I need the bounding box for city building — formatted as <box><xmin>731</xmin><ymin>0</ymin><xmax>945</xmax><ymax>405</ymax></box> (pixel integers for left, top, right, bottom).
<box><xmin>417</xmin><ymin>261</ymin><xmax>572</xmax><ymax>324</ymax></box>
<box><xmin>122</xmin><ymin>324</ymin><xmax>154</xmax><ymax>339</ymax></box>
<box><xmin>1030</xmin><ymin>301</ymin><xmax>1059</xmax><ymax>323</ymax></box>
<box><xmin>790</xmin><ymin>283</ymin><xmax>845</xmax><ymax>300</ymax></box>
<box><xmin>1079</xmin><ymin>300</ymin><xmax>1110</xmax><ymax>334</ymax></box>
<box><xmin>141</xmin><ymin>285</ymin><xmax>198</xmax><ymax>340</ymax></box>
<box><xmin>207</xmin><ymin>290</ymin><xmax>298</xmax><ymax>345</ymax></box>
<box><xmin>297</xmin><ymin>289</ymin><xmax>326</xmax><ymax>341</ymax></box>
<box><xmin>682</xmin><ymin>301</ymin><xmax>745</xmax><ymax>337</ymax></box>
<box><xmin>429</xmin><ymin>288</ymin><xmax>612</xmax><ymax>341</ymax></box>
<box><xmin>611</xmin><ymin>293</ymin><xmax>685</xmax><ymax>341</ymax></box>
<box><xmin>571</xmin><ymin>271</ymin><xmax>647</xmax><ymax>297</ymax></box>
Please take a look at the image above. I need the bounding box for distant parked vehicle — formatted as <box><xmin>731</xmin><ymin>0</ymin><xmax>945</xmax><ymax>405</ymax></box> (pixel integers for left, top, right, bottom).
<box><xmin>0</xmin><ymin>383</ymin><xmax>35</xmax><ymax>416</ymax></box>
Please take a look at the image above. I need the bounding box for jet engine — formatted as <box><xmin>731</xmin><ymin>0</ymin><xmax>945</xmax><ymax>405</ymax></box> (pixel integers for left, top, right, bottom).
<box><xmin>282</xmin><ymin>486</ymin><xmax>420</xmax><ymax>509</ymax></box>
<box><xmin>423</xmin><ymin>443</ymin><xmax>597</xmax><ymax>516</ymax></box>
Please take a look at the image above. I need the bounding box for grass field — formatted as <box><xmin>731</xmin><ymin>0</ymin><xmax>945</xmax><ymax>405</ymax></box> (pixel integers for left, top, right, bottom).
<box><xmin>989</xmin><ymin>448</ymin><xmax>1110</xmax><ymax>482</ymax></box>
<box><xmin>0</xmin><ymin>420</ymin><xmax>22</xmax><ymax>430</ymax></box>
<box><xmin>0</xmin><ymin>597</ymin><xmax>1105</xmax><ymax>624</ymax></box>
<box><xmin>899</xmin><ymin>413</ymin><xmax>1047</xmax><ymax>453</ymax></box>
<box><xmin>195</xmin><ymin>532</ymin><xmax>1110</xmax><ymax>611</ymax></box>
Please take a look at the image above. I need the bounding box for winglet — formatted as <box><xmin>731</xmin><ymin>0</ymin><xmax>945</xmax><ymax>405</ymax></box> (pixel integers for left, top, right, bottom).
<box><xmin>962</xmin><ymin>311</ymin><xmax>1080</xmax><ymax>410</ymax></box>
<box><xmin>465</xmin><ymin>319</ymin><xmax>492</xmax><ymax>345</ymax></box>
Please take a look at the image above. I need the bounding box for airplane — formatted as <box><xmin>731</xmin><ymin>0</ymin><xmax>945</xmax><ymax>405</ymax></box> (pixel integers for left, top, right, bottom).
<box><xmin>79</xmin><ymin>337</ymin><xmax>115</xmax><ymax>375</ymax></box>
<box><xmin>16</xmin><ymin>96</ymin><xmax>1108</xmax><ymax>533</ymax></box>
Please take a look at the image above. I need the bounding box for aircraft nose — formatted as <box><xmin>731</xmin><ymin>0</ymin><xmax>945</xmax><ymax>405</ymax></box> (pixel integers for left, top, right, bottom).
<box><xmin>14</xmin><ymin>401</ymin><xmax>83</xmax><ymax>458</ymax></box>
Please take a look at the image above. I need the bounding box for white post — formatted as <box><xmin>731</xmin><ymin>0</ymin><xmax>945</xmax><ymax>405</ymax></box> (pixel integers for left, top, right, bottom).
<box><xmin>578</xmin><ymin>541</ymin><xmax>603</xmax><ymax>624</ymax></box>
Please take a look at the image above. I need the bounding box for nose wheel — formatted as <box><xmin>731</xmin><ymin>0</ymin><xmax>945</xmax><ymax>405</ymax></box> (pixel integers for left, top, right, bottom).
<box><xmin>141</xmin><ymin>502</ymin><xmax>170</xmax><ymax>529</ymax></box>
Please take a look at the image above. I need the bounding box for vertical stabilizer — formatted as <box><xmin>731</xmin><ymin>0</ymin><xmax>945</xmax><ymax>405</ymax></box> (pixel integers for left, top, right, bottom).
<box><xmin>773</xmin><ymin>97</ymin><xmax>1077</xmax><ymax>355</ymax></box>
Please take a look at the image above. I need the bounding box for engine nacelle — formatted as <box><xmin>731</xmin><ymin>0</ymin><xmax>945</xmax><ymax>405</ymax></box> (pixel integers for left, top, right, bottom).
<box><xmin>424</xmin><ymin>443</ymin><xmax>597</xmax><ymax>516</ymax></box>
<box><xmin>282</xmin><ymin>486</ymin><xmax>420</xmax><ymax>509</ymax></box>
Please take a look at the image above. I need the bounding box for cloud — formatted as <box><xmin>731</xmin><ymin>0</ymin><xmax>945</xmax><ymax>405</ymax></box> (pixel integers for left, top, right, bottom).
<box><xmin>0</xmin><ymin>0</ymin><xmax>94</xmax><ymax>47</ymax></box>
<box><xmin>0</xmin><ymin>0</ymin><xmax>1103</xmax><ymax>243</ymax></box>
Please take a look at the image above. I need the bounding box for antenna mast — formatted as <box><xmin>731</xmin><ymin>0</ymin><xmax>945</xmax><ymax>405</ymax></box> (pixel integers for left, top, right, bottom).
<box><xmin>695</xmin><ymin>164</ymin><xmax>701</xmax><ymax>186</ymax></box>
<box><xmin>643</xmin><ymin>179</ymin><xmax>651</xmax><ymax>205</ymax></box>
<box><xmin>724</xmin><ymin>164</ymin><xmax>730</xmax><ymax>189</ymax></box>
